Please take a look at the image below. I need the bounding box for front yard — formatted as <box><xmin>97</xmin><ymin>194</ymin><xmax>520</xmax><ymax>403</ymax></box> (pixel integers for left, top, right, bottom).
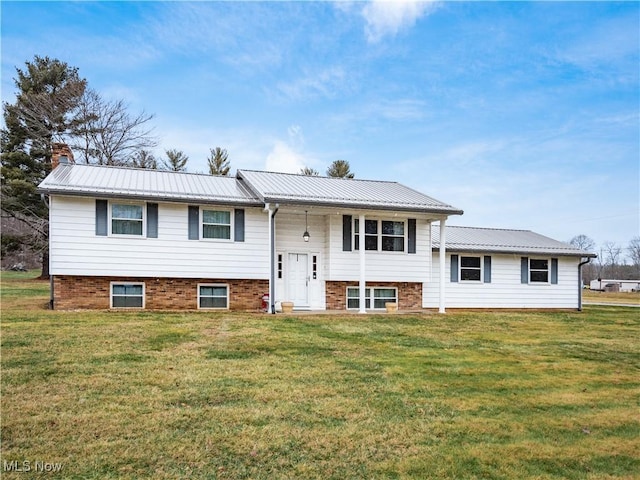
<box><xmin>1</xmin><ymin>272</ymin><xmax>638</xmax><ymax>479</ymax></box>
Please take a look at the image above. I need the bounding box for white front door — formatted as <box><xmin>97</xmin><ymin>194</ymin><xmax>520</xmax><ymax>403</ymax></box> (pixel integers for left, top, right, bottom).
<box><xmin>288</xmin><ymin>253</ymin><xmax>309</xmax><ymax>307</ymax></box>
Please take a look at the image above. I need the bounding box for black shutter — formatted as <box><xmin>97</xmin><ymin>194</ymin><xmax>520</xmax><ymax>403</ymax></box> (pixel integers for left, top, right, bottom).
<box><xmin>551</xmin><ymin>258</ymin><xmax>558</xmax><ymax>284</ymax></box>
<box><xmin>343</xmin><ymin>215</ymin><xmax>352</xmax><ymax>251</ymax></box>
<box><xmin>521</xmin><ymin>257</ymin><xmax>529</xmax><ymax>284</ymax></box>
<box><xmin>147</xmin><ymin>203</ymin><xmax>158</xmax><ymax>238</ymax></box>
<box><xmin>234</xmin><ymin>209</ymin><xmax>245</xmax><ymax>242</ymax></box>
<box><xmin>450</xmin><ymin>254</ymin><xmax>459</xmax><ymax>282</ymax></box>
<box><xmin>188</xmin><ymin>206</ymin><xmax>199</xmax><ymax>240</ymax></box>
<box><xmin>484</xmin><ymin>256</ymin><xmax>492</xmax><ymax>283</ymax></box>
<box><xmin>96</xmin><ymin>200</ymin><xmax>108</xmax><ymax>236</ymax></box>
<box><xmin>407</xmin><ymin>218</ymin><xmax>417</xmax><ymax>254</ymax></box>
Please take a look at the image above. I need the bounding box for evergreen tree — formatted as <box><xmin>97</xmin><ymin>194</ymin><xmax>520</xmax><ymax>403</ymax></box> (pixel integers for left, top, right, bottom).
<box><xmin>131</xmin><ymin>149</ymin><xmax>158</xmax><ymax>169</ymax></box>
<box><xmin>1</xmin><ymin>56</ymin><xmax>87</xmax><ymax>278</ymax></box>
<box><xmin>207</xmin><ymin>147</ymin><xmax>230</xmax><ymax>176</ymax></box>
<box><xmin>162</xmin><ymin>149</ymin><xmax>188</xmax><ymax>171</ymax></box>
<box><xmin>300</xmin><ymin>167</ymin><xmax>320</xmax><ymax>176</ymax></box>
<box><xmin>326</xmin><ymin>159</ymin><xmax>354</xmax><ymax>178</ymax></box>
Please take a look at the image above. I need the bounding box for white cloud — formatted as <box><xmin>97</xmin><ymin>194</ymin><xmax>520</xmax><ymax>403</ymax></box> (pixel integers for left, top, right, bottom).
<box><xmin>265</xmin><ymin>141</ymin><xmax>307</xmax><ymax>173</ymax></box>
<box><xmin>362</xmin><ymin>0</ymin><xmax>438</xmax><ymax>43</ymax></box>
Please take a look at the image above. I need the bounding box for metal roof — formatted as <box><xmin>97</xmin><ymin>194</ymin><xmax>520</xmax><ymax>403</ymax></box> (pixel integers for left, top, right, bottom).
<box><xmin>237</xmin><ymin>169</ymin><xmax>463</xmax><ymax>215</ymax></box>
<box><xmin>433</xmin><ymin>225</ymin><xmax>596</xmax><ymax>257</ymax></box>
<box><xmin>37</xmin><ymin>164</ymin><xmax>261</xmax><ymax>205</ymax></box>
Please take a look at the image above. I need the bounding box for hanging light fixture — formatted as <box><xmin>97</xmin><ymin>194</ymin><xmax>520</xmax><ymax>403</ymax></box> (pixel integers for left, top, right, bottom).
<box><xmin>303</xmin><ymin>210</ymin><xmax>310</xmax><ymax>242</ymax></box>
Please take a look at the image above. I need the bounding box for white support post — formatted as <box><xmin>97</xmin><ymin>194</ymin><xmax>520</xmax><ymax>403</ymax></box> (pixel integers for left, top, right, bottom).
<box><xmin>439</xmin><ymin>217</ymin><xmax>447</xmax><ymax>314</ymax></box>
<box><xmin>359</xmin><ymin>214</ymin><xmax>366</xmax><ymax>314</ymax></box>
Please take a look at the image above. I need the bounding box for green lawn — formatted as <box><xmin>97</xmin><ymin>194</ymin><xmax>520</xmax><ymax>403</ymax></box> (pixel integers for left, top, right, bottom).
<box><xmin>1</xmin><ymin>271</ymin><xmax>638</xmax><ymax>479</ymax></box>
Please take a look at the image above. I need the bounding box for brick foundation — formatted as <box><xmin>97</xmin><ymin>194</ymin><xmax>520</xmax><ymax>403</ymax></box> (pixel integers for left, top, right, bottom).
<box><xmin>326</xmin><ymin>281</ymin><xmax>422</xmax><ymax>310</ymax></box>
<box><xmin>53</xmin><ymin>276</ymin><xmax>269</xmax><ymax>311</ymax></box>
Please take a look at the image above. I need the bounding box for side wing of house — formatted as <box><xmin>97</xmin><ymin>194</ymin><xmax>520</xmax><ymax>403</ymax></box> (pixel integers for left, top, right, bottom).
<box><xmin>49</xmin><ymin>195</ymin><xmax>269</xmax><ymax>310</ymax></box>
<box><xmin>424</xmin><ymin>252</ymin><xmax>581</xmax><ymax>309</ymax></box>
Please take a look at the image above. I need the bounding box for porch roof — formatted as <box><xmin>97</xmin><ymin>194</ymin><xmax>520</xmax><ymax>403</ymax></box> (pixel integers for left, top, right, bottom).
<box><xmin>237</xmin><ymin>170</ymin><xmax>463</xmax><ymax>215</ymax></box>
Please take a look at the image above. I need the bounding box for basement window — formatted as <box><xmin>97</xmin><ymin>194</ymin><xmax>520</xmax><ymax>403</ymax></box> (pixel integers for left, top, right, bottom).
<box><xmin>198</xmin><ymin>284</ymin><xmax>229</xmax><ymax>309</ymax></box>
<box><xmin>346</xmin><ymin>287</ymin><xmax>398</xmax><ymax>310</ymax></box>
<box><xmin>111</xmin><ymin>283</ymin><xmax>144</xmax><ymax>308</ymax></box>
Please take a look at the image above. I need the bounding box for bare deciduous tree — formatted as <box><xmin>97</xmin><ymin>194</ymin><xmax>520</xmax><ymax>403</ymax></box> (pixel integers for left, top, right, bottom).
<box><xmin>71</xmin><ymin>89</ymin><xmax>157</xmax><ymax>165</ymax></box>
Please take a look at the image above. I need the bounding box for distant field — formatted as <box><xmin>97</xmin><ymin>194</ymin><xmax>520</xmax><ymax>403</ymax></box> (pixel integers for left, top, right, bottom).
<box><xmin>583</xmin><ymin>289</ymin><xmax>640</xmax><ymax>305</ymax></box>
<box><xmin>1</xmin><ymin>271</ymin><xmax>638</xmax><ymax>479</ymax></box>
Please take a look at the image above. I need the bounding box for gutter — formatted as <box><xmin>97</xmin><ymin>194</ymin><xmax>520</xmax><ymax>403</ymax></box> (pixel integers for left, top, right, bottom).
<box><xmin>578</xmin><ymin>257</ymin><xmax>593</xmax><ymax>312</ymax></box>
<box><xmin>41</xmin><ymin>193</ymin><xmax>54</xmax><ymax>310</ymax></box>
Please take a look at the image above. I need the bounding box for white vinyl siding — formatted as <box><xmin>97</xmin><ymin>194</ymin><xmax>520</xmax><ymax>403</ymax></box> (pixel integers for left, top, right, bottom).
<box><xmin>327</xmin><ymin>214</ymin><xmax>431</xmax><ymax>283</ymax></box>
<box><xmin>49</xmin><ymin>196</ymin><xmax>269</xmax><ymax>279</ymax></box>
<box><xmin>424</xmin><ymin>253</ymin><xmax>580</xmax><ymax>309</ymax></box>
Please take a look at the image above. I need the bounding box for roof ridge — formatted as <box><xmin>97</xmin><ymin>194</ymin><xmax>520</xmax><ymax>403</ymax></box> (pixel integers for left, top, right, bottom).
<box><xmin>60</xmin><ymin>163</ymin><xmax>235</xmax><ymax>180</ymax></box>
<box><xmin>443</xmin><ymin>225</ymin><xmax>534</xmax><ymax>233</ymax></box>
<box><xmin>237</xmin><ymin>169</ymin><xmax>400</xmax><ymax>185</ymax></box>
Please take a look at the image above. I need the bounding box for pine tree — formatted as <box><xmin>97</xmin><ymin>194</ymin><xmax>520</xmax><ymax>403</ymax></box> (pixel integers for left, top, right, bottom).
<box><xmin>326</xmin><ymin>159</ymin><xmax>354</xmax><ymax>178</ymax></box>
<box><xmin>207</xmin><ymin>147</ymin><xmax>230</xmax><ymax>176</ymax></box>
<box><xmin>162</xmin><ymin>149</ymin><xmax>188</xmax><ymax>171</ymax></box>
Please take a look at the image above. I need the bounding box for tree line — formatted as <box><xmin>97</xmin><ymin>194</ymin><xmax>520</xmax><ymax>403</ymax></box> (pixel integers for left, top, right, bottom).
<box><xmin>569</xmin><ymin>234</ymin><xmax>640</xmax><ymax>283</ymax></box>
<box><xmin>1</xmin><ymin>56</ymin><xmax>357</xmax><ymax>276</ymax></box>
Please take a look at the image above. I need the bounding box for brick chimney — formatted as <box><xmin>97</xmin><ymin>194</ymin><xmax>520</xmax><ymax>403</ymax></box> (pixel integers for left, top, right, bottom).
<box><xmin>51</xmin><ymin>143</ymin><xmax>75</xmax><ymax>169</ymax></box>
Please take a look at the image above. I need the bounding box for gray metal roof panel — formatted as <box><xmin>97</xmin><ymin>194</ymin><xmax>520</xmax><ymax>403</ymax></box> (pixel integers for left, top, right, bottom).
<box><xmin>433</xmin><ymin>226</ymin><xmax>596</xmax><ymax>257</ymax></box>
<box><xmin>38</xmin><ymin>164</ymin><xmax>262</xmax><ymax>205</ymax></box>
<box><xmin>237</xmin><ymin>169</ymin><xmax>463</xmax><ymax>214</ymax></box>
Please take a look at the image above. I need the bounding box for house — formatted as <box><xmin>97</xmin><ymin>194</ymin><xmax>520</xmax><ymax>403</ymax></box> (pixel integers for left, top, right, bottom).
<box><xmin>426</xmin><ymin>226</ymin><xmax>597</xmax><ymax>309</ymax></box>
<box><xmin>589</xmin><ymin>279</ymin><xmax>640</xmax><ymax>292</ymax></box>
<box><xmin>37</xmin><ymin>162</ymin><xmax>595</xmax><ymax>312</ymax></box>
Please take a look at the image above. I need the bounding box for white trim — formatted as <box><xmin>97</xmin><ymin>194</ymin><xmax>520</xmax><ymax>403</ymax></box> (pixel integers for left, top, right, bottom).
<box><xmin>197</xmin><ymin>283</ymin><xmax>229</xmax><ymax>309</ymax></box>
<box><xmin>110</xmin><ymin>281</ymin><xmax>145</xmax><ymax>309</ymax></box>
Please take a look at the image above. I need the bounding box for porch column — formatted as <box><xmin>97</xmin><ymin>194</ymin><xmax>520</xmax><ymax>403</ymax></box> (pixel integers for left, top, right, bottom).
<box><xmin>439</xmin><ymin>217</ymin><xmax>447</xmax><ymax>314</ymax></box>
<box><xmin>359</xmin><ymin>213</ymin><xmax>366</xmax><ymax>314</ymax></box>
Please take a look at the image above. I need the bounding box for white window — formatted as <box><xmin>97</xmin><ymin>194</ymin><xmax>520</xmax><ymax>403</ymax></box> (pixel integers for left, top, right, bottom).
<box><xmin>202</xmin><ymin>209</ymin><xmax>231</xmax><ymax>240</ymax></box>
<box><xmin>354</xmin><ymin>219</ymin><xmax>405</xmax><ymax>252</ymax></box>
<box><xmin>111</xmin><ymin>203</ymin><xmax>144</xmax><ymax>236</ymax></box>
<box><xmin>460</xmin><ymin>256</ymin><xmax>482</xmax><ymax>281</ymax></box>
<box><xmin>198</xmin><ymin>284</ymin><xmax>229</xmax><ymax>309</ymax></box>
<box><xmin>530</xmin><ymin>259</ymin><xmax>549</xmax><ymax>283</ymax></box>
<box><xmin>347</xmin><ymin>287</ymin><xmax>398</xmax><ymax>310</ymax></box>
<box><xmin>111</xmin><ymin>283</ymin><xmax>144</xmax><ymax>308</ymax></box>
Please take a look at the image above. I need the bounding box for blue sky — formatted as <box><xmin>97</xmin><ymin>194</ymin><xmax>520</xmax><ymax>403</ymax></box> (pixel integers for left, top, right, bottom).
<box><xmin>2</xmin><ymin>1</ymin><xmax>638</xmax><ymax>254</ymax></box>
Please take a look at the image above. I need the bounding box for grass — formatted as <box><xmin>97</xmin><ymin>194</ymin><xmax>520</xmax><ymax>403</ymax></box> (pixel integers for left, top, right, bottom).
<box><xmin>1</xmin><ymin>271</ymin><xmax>639</xmax><ymax>479</ymax></box>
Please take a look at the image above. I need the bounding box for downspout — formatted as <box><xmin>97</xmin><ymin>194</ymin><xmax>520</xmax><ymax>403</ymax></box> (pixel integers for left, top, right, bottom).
<box><xmin>41</xmin><ymin>193</ymin><xmax>54</xmax><ymax>309</ymax></box>
<box><xmin>577</xmin><ymin>257</ymin><xmax>592</xmax><ymax>312</ymax></box>
<box><xmin>265</xmin><ymin>203</ymin><xmax>279</xmax><ymax>314</ymax></box>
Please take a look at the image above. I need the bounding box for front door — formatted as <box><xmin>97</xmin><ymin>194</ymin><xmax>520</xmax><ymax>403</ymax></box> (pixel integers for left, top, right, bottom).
<box><xmin>288</xmin><ymin>253</ymin><xmax>309</xmax><ymax>307</ymax></box>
